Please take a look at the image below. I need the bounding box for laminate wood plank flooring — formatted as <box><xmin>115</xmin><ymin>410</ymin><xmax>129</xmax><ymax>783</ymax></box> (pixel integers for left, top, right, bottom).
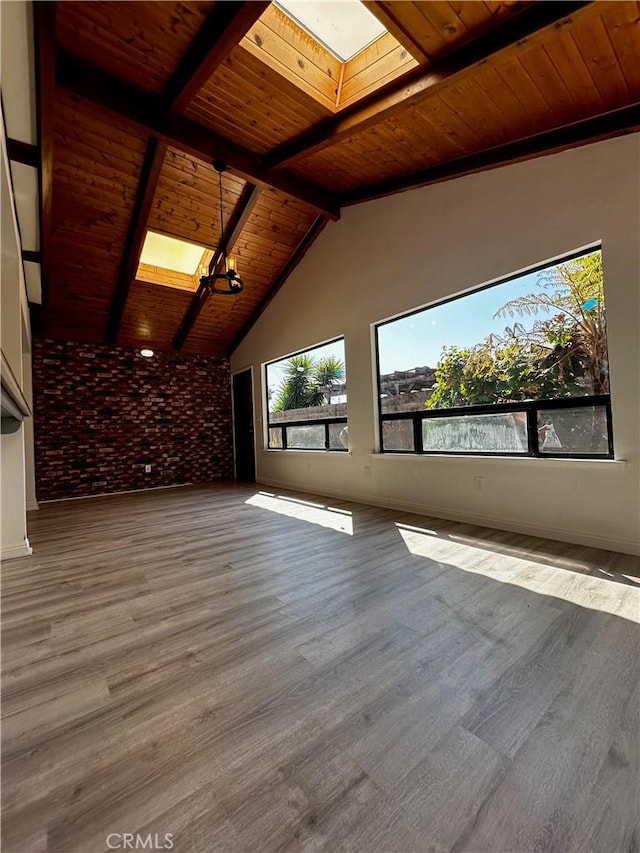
<box><xmin>2</xmin><ymin>482</ymin><xmax>639</xmax><ymax>853</ymax></box>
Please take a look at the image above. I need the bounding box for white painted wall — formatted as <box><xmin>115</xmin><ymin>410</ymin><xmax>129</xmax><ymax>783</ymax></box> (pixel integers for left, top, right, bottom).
<box><xmin>232</xmin><ymin>135</ymin><xmax>640</xmax><ymax>555</ymax></box>
<box><xmin>1</xmin><ymin>109</ymin><xmax>33</xmax><ymax>560</ymax></box>
<box><xmin>23</xmin><ymin>350</ymin><xmax>38</xmax><ymax>512</ymax></box>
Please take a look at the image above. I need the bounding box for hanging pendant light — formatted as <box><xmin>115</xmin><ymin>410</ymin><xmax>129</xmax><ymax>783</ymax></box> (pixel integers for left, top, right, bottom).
<box><xmin>199</xmin><ymin>160</ymin><xmax>244</xmax><ymax>295</ymax></box>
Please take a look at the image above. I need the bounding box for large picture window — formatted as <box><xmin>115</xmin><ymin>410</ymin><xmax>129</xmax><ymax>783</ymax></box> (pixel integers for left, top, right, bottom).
<box><xmin>265</xmin><ymin>338</ymin><xmax>348</xmax><ymax>451</ymax></box>
<box><xmin>375</xmin><ymin>247</ymin><xmax>613</xmax><ymax>458</ymax></box>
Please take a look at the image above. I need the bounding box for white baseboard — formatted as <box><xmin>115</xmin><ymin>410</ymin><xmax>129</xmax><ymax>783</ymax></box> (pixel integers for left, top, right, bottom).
<box><xmin>257</xmin><ymin>477</ymin><xmax>640</xmax><ymax>556</ymax></box>
<box><xmin>2</xmin><ymin>538</ymin><xmax>33</xmax><ymax>560</ymax></box>
<box><xmin>27</xmin><ymin>501</ymin><xmax>39</xmax><ymax>512</ymax></box>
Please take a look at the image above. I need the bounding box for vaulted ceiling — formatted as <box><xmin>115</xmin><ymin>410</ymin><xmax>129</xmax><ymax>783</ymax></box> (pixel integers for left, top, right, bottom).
<box><xmin>9</xmin><ymin>0</ymin><xmax>640</xmax><ymax>357</ymax></box>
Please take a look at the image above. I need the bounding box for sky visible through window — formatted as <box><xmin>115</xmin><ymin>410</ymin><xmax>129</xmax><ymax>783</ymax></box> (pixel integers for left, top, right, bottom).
<box><xmin>139</xmin><ymin>231</ymin><xmax>206</xmax><ymax>275</ymax></box>
<box><xmin>275</xmin><ymin>0</ymin><xmax>386</xmax><ymax>61</ymax></box>
<box><xmin>378</xmin><ymin>268</ymin><xmax>555</xmax><ymax>375</ymax></box>
<box><xmin>267</xmin><ymin>252</ymin><xmax>600</xmax><ymax>411</ymax></box>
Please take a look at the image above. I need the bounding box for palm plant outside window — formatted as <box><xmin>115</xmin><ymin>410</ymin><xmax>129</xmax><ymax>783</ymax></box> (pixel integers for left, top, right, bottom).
<box><xmin>266</xmin><ymin>339</ymin><xmax>348</xmax><ymax>450</ymax></box>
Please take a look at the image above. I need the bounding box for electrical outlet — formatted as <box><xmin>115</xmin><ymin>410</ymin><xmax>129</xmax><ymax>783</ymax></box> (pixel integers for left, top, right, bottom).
<box><xmin>145</xmin><ymin>464</ymin><xmax>152</xmax><ymax>474</ymax></box>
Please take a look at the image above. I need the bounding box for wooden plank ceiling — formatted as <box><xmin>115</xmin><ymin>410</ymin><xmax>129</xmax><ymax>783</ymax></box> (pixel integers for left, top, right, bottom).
<box><xmin>25</xmin><ymin>0</ymin><xmax>640</xmax><ymax>357</ymax></box>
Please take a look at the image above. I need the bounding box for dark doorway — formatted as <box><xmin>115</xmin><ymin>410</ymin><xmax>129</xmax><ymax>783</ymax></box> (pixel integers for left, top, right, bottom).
<box><xmin>232</xmin><ymin>369</ymin><xmax>255</xmax><ymax>481</ymax></box>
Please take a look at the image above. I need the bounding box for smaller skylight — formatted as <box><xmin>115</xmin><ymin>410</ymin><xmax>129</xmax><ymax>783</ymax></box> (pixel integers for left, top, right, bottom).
<box><xmin>275</xmin><ymin>0</ymin><xmax>386</xmax><ymax>62</ymax></box>
<box><xmin>139</xmin><ymin>231</ymin><xmax>206</xmax><ymax>275</ymax></box>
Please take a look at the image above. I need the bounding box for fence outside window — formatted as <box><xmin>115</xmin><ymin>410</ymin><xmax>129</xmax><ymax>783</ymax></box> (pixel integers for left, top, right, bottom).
<box><xmin>267</xmin><ymin>418</ymin><xmax>348</xmax><ymax>451</ymax></box>
<box><xmin>379</xmin><ymin>394</ymin><xmax>612</xmax><ymax>458</ymax></box>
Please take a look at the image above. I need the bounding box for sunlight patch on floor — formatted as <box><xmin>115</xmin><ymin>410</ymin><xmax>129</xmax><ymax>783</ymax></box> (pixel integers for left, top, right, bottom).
<box><xmin>396</xmin><ymin>523</ymin><xmax>640</xmax><ymax>623</ymax></box>
<box><xmin>246</xmin><ymin>493</ymin><xmax>353</xmax><ymax>535</ymax></box>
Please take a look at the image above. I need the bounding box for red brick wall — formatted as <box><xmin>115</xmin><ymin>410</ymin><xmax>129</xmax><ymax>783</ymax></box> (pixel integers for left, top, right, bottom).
<box><xmin>33</xmin><ymin>339</ymin><xmax>234</xmax><ymax>500</ymax></box>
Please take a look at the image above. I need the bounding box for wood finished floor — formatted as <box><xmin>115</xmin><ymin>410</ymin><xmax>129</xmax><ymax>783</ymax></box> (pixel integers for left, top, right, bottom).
<box><xmin>2</xmin><ymin>482</ymin><xmax>639</xmax><ymax>853</ymax></box>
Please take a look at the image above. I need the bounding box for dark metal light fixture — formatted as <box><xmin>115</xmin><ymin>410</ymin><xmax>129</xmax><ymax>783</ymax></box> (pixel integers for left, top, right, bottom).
<box><xmin>199</xmin><ymin>161</ymin><xmax>244</xmax><ymax>296</ymax></box>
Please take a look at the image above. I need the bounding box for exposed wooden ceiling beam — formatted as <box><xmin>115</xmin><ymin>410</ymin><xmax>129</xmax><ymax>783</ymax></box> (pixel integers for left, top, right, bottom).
<box><xmin>207</xmin><ymin>183</ymin><xmax>261</xmax><ymax>278</ymax></box>
<box><xmin>227</xmin><ymin>215</ymin><xmax>328</xmax><ymax>356</ymax></box>
<box><xmin>360</xmin><ymin>2</ymin><xmax>430</xmax><ymax>64</ymax></box>
<box><xmin>265</xmin><ymin>0</ymin><xmax>594</xmax><ymax>171</ymax></box>
<box><xmin>56</xmin><ymin>52</ymin><xmax>341</xmax><ymax>220</ymax></box>
<box><xmin>6</xmin><ymin>138</ymin><xmax>39</xmax><ymax>168</ymax></box>
<box><xmin>161</xmin><ymin>1</ymin><xmax>270</xmax><ymax>115</ymax></box>
<box><xmin>29</xmin><ymin>304</ymin><xmax>43</xmax><ymax>336</ymax></box>
<box><xmin>106</xmin><ymin>138</ymin><xmax>167</xmax><ymax>343</ymax></box>
<box><xmin>171</xmin><ymin>284</ymin><xmax>212</xmax><ymax>354</ymax></box>
<box><xmin>33</xmin><ymin>0</ymin><xmax>56</xmax><ymax>307</ymax></box>
<box><xmin>342</xmin><ymin>104</ymin><xmax>640</xmax><ymax>207</ymax></box>
<box><xmin>174</xmin><ymin>183</ymin><xmax>261</xmax><ymax>351</ymax></box>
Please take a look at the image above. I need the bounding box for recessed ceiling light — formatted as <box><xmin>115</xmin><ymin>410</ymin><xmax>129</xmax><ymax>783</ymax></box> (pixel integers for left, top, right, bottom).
<box><xmin>140</xmin><ymin>349</ymin><xmax>154</xmax><ymax>358</ymax></box>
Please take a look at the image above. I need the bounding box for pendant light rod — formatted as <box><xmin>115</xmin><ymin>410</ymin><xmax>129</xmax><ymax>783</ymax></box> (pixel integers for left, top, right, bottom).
<box><xmin>213</xmin><ymin>160</ymin><xmax>227</xmax><ymax>272</ymax></box>
<box><xmin>200</xmin><ymin>160</ymin><xmax>245</xmax><ymax>295</ymax></box>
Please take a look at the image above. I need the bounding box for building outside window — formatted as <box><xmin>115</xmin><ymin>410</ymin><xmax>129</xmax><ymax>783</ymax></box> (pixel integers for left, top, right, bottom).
<box><xmin>375</xmin><ymin>247</ymin><xmax>613</xmax><ymax>458</ymax></box>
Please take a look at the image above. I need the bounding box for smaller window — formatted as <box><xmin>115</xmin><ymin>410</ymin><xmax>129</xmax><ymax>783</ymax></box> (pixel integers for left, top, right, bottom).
<box><xmin>265</xmin><ymin>338</ymin><xmax>348</xmax><ymax>451</ymax></box>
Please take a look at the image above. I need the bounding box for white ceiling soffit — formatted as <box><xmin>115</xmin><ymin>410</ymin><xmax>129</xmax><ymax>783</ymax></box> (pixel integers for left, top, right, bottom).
<box><xmin>0</xmin><ymin>0</ymin><xmax>37</xmax><ymax>145</ymax></box>
<box><xmin>1</xmin><ymin>120</ymin><xmax>23</xmax><ymax>264</ymax></box>
<box><xmin>23</xmin><ymin>261</ymin><xmax>42</xmax><ymax>305</ymax></box>
<box><xmin>9</xmin><ymin>161</ymin><xmax>40</xmax><ymax>252</ymax></box>
<box><xmin>1</xmin><ymin>0</ymin><xmax>41</xmax><ymax>306</ymax></box>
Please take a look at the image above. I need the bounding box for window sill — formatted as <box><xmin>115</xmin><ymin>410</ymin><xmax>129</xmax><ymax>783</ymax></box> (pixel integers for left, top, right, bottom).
<box><xmin>371</xmin><ymin>452</ymin><xmax>626</xmax><ymax>465</ymax></box>
<box><xmin>263</xmin><ymin>448</ymin><xmax>351</xmax><ymax>456</ymax></box>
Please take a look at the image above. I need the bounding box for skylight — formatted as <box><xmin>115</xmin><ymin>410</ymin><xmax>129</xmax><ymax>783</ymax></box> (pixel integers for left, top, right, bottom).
<box><xmin>275</xmin><ymin>0</ymin><xmax>386</xmax><ymax>61</ymax></box>
<box><xmin>139</xmin><ymin>231</ymin><xmax>206</xmax><ymax>275</ymax></box>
